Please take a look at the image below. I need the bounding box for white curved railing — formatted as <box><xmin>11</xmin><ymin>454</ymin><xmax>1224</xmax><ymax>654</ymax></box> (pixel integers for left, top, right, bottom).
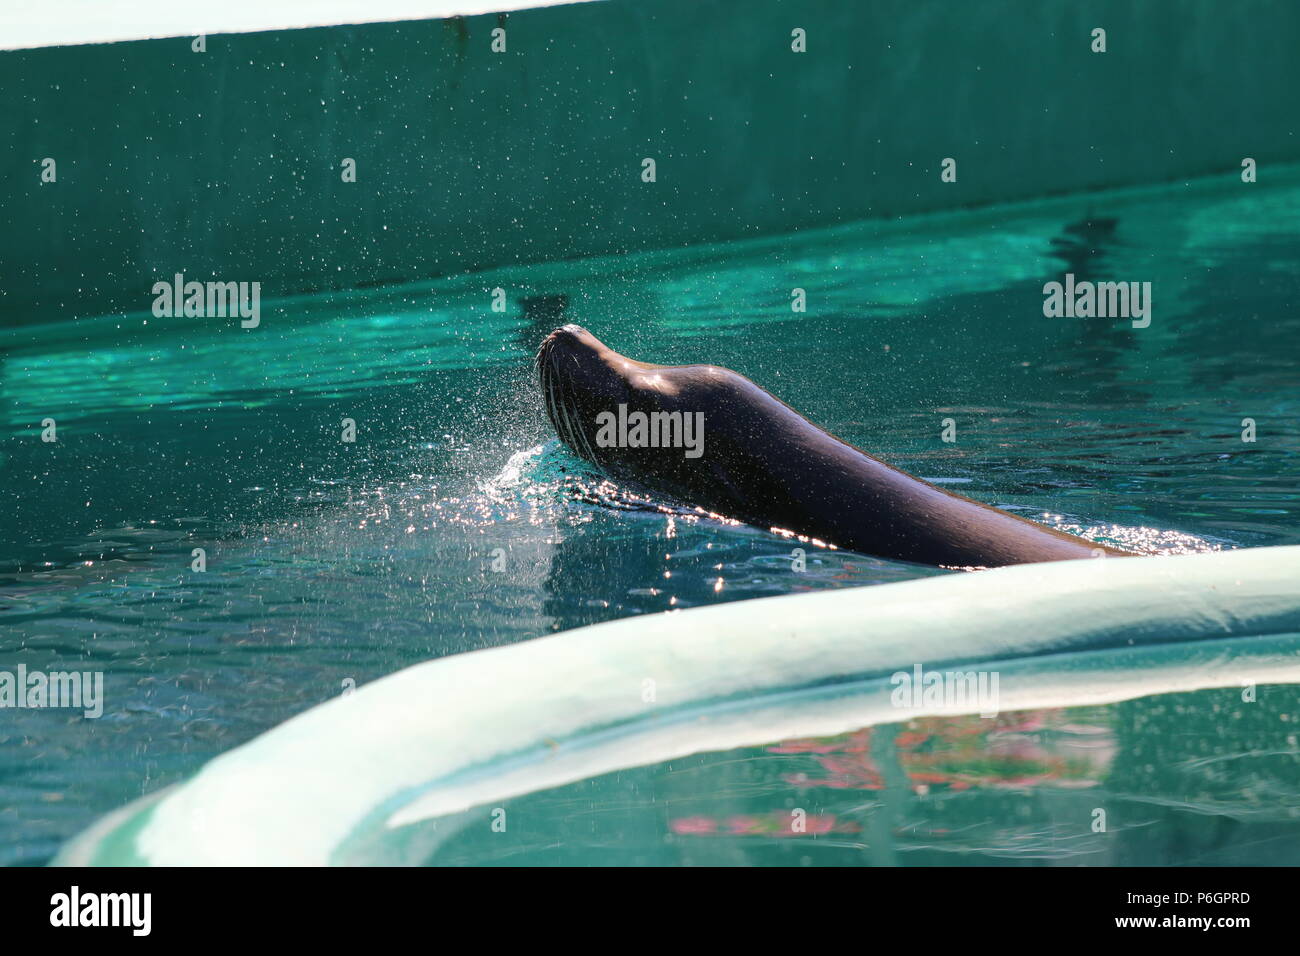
<box><xmin>57</xmin><ymin>546</ymin><xmax>1300</xmax><ymax>865</ymax></box>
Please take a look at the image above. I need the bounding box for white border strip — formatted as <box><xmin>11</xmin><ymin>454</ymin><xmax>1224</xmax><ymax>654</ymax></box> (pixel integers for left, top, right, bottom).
<box><xmin>0</xmin><ymin>1</ymin><xmax>592</xmax><ymax>51</ymax></box>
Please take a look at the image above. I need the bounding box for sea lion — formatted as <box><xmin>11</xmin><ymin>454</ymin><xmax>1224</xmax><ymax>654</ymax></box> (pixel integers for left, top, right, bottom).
<box><xmin>536</xmin><ymin>325</ymin><xmax>1133</xmax><ymax>567</ymax></box>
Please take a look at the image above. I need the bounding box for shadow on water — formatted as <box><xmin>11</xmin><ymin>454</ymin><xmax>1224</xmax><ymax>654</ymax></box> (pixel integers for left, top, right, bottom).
<box><xmin>516</xmin><ymin>293</ymin><xmax>572</xmax><ymax>358</ymax></box>
<box><xmin>1048</xmin><ymin>214</ymin><xmax>1123</xmax><ymax>281</ymax></box>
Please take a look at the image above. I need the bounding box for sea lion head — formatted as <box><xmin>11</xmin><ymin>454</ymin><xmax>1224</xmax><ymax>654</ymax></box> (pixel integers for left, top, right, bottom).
<box><xmin>538</xmin><ymin>324</ymin><xmax>723</xmax><ymax>470</ymax></box>
<box><xmin>537</xmin><ymin>325</ymin><xmax>644</xmax><ymax>467</ymax></box>
<box><xmin>537</xmin><ymin>326</ymin><xmax>742</xmax><ymax>501</ymax></box>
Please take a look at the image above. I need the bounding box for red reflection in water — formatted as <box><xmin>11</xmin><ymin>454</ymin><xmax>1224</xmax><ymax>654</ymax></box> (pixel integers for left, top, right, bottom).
<box><xmin>670</xmin><ymin>812</ymin><xmax>860</xmax><ymax>837</ymax></box>
<box><xmin>668</xmin><ymin>710</ymin><xmax>1115</xmax><ymax>838</ymax></box>
<box><xmin>773</xmin><ymin>712</ymin><xmax>1111</xmax><ymax>794</ymax></box>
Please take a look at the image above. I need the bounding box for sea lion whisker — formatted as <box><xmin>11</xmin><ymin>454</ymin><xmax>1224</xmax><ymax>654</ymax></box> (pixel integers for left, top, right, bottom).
<box><xmin>545</xmin><ymin>355</ymin><xmax>594</xmax><ymax>466</ymax></box>
<box><xmin>554</xmin><ymin>361</ymin><xmax>603</xmax><ymax>467</ymax></box>
<box><xmin>558</xmin><ymin>365</ymin><xmax>604</xmax><ymax>465</ymax></box>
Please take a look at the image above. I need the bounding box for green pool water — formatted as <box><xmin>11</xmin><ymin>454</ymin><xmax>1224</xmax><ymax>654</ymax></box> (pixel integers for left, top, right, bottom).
<box><xmin>2</xmin><ymin>174</ymin><xmax>1298</xmax><ymax>866</ymax></box>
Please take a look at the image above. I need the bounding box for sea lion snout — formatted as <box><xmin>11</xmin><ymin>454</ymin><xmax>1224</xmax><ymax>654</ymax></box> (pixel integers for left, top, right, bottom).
<box><xmin>537</xmin><ymin>325</ymin><xmax>636</xmax><ymax>381</ymax></box>
<box><xmin>536</xmin><ymin>324</ymin><xmax>598</xmax><ymax>367</ymax></box>
<box><xmin>541</xmin><ymin>323</ymin><xmax>591</xmax><ymax>342</ymax></box>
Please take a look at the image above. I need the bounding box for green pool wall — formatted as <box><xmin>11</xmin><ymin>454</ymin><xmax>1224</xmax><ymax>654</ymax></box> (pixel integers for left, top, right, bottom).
<box><xmin>2</xmin><ymin>0</ymin><xmax>1298</xmax><ymax>327</ymax></box>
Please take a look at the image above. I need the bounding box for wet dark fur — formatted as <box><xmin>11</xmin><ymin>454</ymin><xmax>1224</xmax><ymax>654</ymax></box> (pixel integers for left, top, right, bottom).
<box><xmin>538</xmin><ymin>325</ymin><xmax>1133</xmax><ymax>568</ymax></box>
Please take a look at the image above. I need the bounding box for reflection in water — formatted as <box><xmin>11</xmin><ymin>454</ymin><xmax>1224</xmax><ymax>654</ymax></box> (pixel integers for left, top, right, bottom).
<box><xmin>1041</xmin><ymin>213</ymin><xmax>1142</xmax><ymax>401</ymax></box>
<box><xmin>419</xmin><ymin>685</ymin><xmax>1299</xmax><ymax>866</ymax></box>
<box><xmin>1048</xmin><ymin>214</ymin><xmax>1122</xmax><ymax>281</ymax></box>
<box><xmin>517</xmin><ymin>293</ymin><xmax>571</xmax><ymax>357</ymax></box>
<box><xmin>773</xmin><ymin>712</ymin><xmax>1112</xmax><ymax>793</ymax></box>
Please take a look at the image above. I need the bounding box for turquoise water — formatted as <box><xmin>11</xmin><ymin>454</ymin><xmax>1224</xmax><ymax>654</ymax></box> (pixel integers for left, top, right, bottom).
<box><xmin>3</xmin><ymin>175</ymin><xmax>1299</xmax><ymax>865</ymax></box>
